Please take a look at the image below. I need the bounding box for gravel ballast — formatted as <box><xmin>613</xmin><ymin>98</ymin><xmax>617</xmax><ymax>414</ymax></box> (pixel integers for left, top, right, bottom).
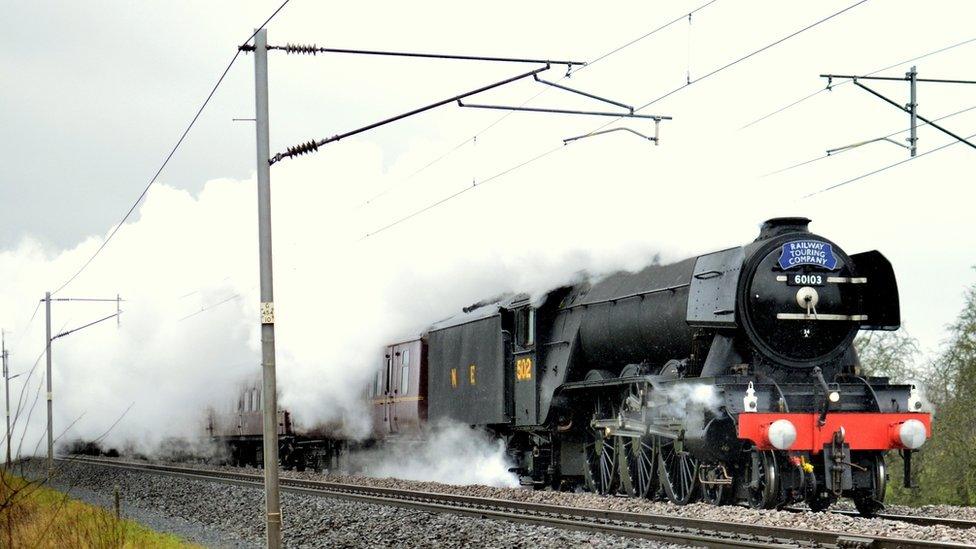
<box><xmin>74</xmin><ymin>456</ymin><xmax>976</xmax><ymax>546</ymax></box>
<box><xmin>20</xmin><ymin>459</ymin><xmax>691</xmax><ymax>548</ymax></box>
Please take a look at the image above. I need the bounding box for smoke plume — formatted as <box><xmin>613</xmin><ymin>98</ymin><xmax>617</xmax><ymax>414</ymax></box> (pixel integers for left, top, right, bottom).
<box><xmin>350</xmin><ymin>422</ymin><xmax>519</xmax><ymax>488</ymax></box>
<box><xmin>1</xmin><ymin>139</ymin><xmax>710</xmax><ymax>457</ymax></box>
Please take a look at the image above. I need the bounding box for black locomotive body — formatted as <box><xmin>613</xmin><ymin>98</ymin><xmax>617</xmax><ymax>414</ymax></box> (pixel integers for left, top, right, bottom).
<box><xmin>212</xmin><ymin>217</ymin><xmax>930</xmax><ymax>514</ymax></box>
<box><xmin>417</xmin><ymin>217</ymin><xmax>929</xmax><ymax>513</ymax></box>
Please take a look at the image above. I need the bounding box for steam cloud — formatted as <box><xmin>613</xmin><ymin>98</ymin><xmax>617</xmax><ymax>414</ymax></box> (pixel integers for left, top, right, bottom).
<box><xmin>351</xmin><ymin>422</ymin><xmax>519</xmax><ymax>488</ymax></box>
<box><xmin>1</xmin><ymin>140</ymin><xmax>706</xmax><ymax>458</ymax></box>
<box><xmin>649</xmin><ymin>382</ymin><xmax>722</xmax><ymax>430</ymax></box>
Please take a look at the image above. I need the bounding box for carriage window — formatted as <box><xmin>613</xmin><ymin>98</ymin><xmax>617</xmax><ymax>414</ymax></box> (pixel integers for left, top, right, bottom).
<box><xmin>253</xmin><ymin>388</ymin><xmax>260</xmax><ymax>411</ymax></box>
<box><xmin>385</xmin><ymin>356</ymin><xmax>392</xmax><ymax>394</ymax></box>
<box><xmin>401</xmin><ymin>365</ymin><xmax>409</xmax><ymax>394</ymax></box>
<box><xmin>375</xmin><ymin>368</ymin><xmax>383</xmax><ymax>396</ymax></box>
<box><xmin>516</xmin><ymin>308</ymin><xmax>535</xmax><ymax>347</ymax></box>
<box><xmin>402</xmin><ymin>349</ymin><xmax>410</xmax><ymax>367</ymax></box>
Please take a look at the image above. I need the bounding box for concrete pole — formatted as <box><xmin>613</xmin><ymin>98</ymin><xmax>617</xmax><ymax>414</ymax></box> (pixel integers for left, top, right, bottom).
<box><xmin>45</xmin><ymin>292</ymin><xmax>53</xmax><ymax>471</ymax></box>
<box><xmin>3</xmin><ymin>331</ymin><xmax>10</xmax><ymax>467</ymax></box>
<box><xmin>253</xmin><ymin>28</ymin><xmax>282</xmax><ymax>549</ymax></box>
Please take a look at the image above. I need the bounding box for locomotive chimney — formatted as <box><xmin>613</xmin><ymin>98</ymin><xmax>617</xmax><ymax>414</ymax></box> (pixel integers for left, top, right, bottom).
<box><xmin>757</xmin><ymin>217</ymin><xmax>811</xmax><ymax>240</ymax></box>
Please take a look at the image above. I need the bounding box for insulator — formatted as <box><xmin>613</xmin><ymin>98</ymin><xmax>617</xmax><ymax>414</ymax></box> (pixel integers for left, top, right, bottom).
<box><xmin>286</xmin><ymin>141</ymin><xmax>319</xmax><ymax>158</ymax></box>
<box><xmin>283</xmin><ymin>43</ymin><xmax>319</xmax><ymax>55</ymax></box>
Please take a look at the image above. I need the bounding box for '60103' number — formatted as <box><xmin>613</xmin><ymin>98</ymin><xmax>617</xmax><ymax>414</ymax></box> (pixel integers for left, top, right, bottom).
<box><xmin>788</xmin><ymin>273</ymin><xmax>824</xmax><ymax>286</ymax></box>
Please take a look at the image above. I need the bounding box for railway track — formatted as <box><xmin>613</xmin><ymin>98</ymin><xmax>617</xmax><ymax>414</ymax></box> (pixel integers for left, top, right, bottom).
<box><xmin>60</xmin><ymin>456</ymin><xmax>970</xmax><ymax>549</ymax></box>
<box><xmin>786</xmin><ymin>507</ymin><xmax>976</xmax><ymax>531</ymax></box>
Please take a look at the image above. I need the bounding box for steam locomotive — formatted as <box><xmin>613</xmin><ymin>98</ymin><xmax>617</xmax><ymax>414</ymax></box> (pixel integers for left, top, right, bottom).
<box><xmin>209</xmin><ymin>217</ymin><xmax>930</xmax><ymax>514</ymax></box>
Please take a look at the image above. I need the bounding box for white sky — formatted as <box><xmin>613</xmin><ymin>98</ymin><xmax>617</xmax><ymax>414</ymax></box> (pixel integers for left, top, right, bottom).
<box><xmin>1</xmin><ymin>0</ymin><xmax>974</xmax><ymax>447</ymax></box>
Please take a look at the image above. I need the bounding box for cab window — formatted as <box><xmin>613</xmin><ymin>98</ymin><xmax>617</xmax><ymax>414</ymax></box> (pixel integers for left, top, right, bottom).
<box><xmin>375</xmin><ymin>362</ymin><xmax>384</xmax><ymax>396</ymax></box>
<box><xmin>516</xmin><ymin>308</ymin><xmax>535</xmax><ymax>347</ymax></box>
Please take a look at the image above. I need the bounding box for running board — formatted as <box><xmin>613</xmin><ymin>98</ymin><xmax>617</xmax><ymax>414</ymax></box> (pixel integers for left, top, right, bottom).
<box><xmin>590</xmin><ymin>417</ymin><xmax>680</xmax><ymax>440</ymax></box>
<box><xmin>776</xmin><ymin>313</ymin><xmax>868</xmax><ymax>321</ymax></box>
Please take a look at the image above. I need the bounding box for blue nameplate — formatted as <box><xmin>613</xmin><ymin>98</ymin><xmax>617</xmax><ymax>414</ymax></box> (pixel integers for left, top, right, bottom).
<box><xmin>778</xmin><ymin>240</ymin><xmax>838</xmax><ymax>270</ymax></box>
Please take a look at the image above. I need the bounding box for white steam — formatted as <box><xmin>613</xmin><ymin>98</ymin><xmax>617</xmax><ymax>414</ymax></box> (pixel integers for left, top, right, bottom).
<box><xmin>351</xmin><ymin>422</ymin><xmax>519</xmax><ymax>488</ymax></box>
<box><xmin>2</xmin><ymin>139</ymin><xmax>718</xmax><ymax>457</ymax></box>
<box><xmin>649</xmin><ymin>382</ymin><xmax>723</xmax><ymax>430</ymax></box>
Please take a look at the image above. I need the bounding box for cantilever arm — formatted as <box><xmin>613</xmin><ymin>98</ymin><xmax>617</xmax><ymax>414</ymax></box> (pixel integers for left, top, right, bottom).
<box><xmin>457</xmin><ymin>100</ymin><xmax>669</xmax><ymax>121</ymax></box>
<box><xmin>852</xmin><ymin>80</ymin><xmax>976</xmax><ymax>152</ymax></box>
<box><xmin>563</xmin><ymin>127</ymin><xmax>659</xmax><ymax>144</ymax></box>
<box><xmin>826</xmin><ymin>136</ymin><xmax>908</xmax><ymax>156</ymax></box>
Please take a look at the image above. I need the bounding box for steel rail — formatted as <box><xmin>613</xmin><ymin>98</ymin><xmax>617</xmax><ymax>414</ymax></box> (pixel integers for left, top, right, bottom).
<box><xmin>782</xmin><ymin>505</ymin><xmax>976</xmax><ymax>530</ymax></box>
<box><xmin>58</xmin><ymin>456</ymin><xmax>973</xmax><ymax>548</ymax></box>
<box><xmin>825</xmin><ymin>508</ymin><xmax>976</xmax><ymax>530</ymax></box>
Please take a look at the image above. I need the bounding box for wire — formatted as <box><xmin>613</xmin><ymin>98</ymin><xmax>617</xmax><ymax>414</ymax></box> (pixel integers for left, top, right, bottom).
<box><xmin>178</xmin><ymin>293</ymin><xmax>242</xmax><ymax>322</ymax></box>
<box><xmin>11</xmin><ymin>348</ymin><xmax>46</xmax><ymax>429</ymax></box>
<box><xmin>740</xmin><ymin>35</ymin><xmax>976</xmax><ymax>129</ymax></box>
<box><xmin>11</xmin><ymin>300</ymin><xmax>41</xmax><ymax>351</ymax></box>
<box><xmin>804</xmin><ymin>130</ymin><xmax>976</xmax><ymax>198</ymax></box>
<box><xmin>267</xmin><ymin>43</ymin><xmax>584</xmax><ymax>66</ymax></box>
<box><xmin>585</xmin><ymin>0</ymin><xmax>718</xmax><ymax>68</ymax></box>
<box><xmin>14</xmin><ymin>374</ymin><xmax>45</xmax><ymax>461</ymax></box>
<box><xmin>548</xmin><ymin>1</ymin><xmax>869</xmax><ymax>147</ymax></box>
<box><xmin>90</xmin><ymin>402</ymin><xmax>136</xmax><ymax>444</ymax></box>
<box><xmin>356</xmin><ymin>0</ymin><xmax>721</xmax><ymax>209</ymax></box>
<box><xmin>362</xmin><ymin>144</ymin><xmax>565</xmax><ymax>238</ymax></box>
<box><xmin>763</xmin><ymin>103</ymin><xmax>976</xmax><ymax>176</ymax></box>
<box><xmin>50</xmin><ymin>0</ymin><xmax>292</xmax><ymax>297</ymax></box>
<box><xmin>363</xmin><ymin>1</ymin><xmax>866</xmax><ymax>238</ymax></box>
<box><xmin>637</xmin><ymin>0</ymin><xmax>869</xmax><ymax>114</ymax></box>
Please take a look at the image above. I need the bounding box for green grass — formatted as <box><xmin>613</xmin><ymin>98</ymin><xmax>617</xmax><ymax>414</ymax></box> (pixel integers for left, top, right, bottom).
<box><xmin>1</xmin><ymin>472</ymin><xmax>199</xmax><ymax>548</ymax></box>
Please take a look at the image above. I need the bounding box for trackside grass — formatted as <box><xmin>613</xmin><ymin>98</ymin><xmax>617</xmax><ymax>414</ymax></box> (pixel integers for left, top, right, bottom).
<box><xmin>0</xmin><ymin>472</ymin><xmax>198</xmax><ymax>548</ymax></box>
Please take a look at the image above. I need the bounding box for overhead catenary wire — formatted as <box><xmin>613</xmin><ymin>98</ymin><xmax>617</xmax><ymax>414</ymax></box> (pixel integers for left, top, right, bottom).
<box><xmin>740</xmin><ymin>35</ymin><xmax>976</xmax><ymax>129</ymax></box>
<box><xmin>11</xmin><ymin>300</ymin><xmax>41</xmax><ymax>351</ymax></box>
<box><xmin>763</xmin><ymin>103</ymin><xmax>976</xmax><ymax>177</ymax></box>
<box><xmin>363</xmin><ymin>144</ymin><xmax>565</xmax><ymax>239</ymax></box>
<box><xmin>364</xmin><ymin>1</ymin><xmax>864</xmax><ymax>239</ymax></box>
<box><xmin>551</xmin><ymin>0</ymin><xmax>870</xmax><ymax>150</ymax></box>
<box><xmin>804</xmin><ymin>129</ymin><xmax>976</xmax><ymax>198</ymax></box>
<box><xmin>10</xmin><ymin>317</ymin><xmax>68</xmax><ymax>462</ymax></box>
<box><xmin>10</xmin><ymin>348</ymin><xmax>46</xmax><ymax>435</ymax></box>
<box><xmin>178</xmin><ymin>293</ymin><xmax>242</xmax><ymax>322</ymax></box>
<box><xmin>638</xmin><ymin>0</ymin><xmax>868</xmax><ymax>113</ymax></box>
<box><xmin>49</xmin><ymin>0</ymin><xmax>292</xmax><ymax>297</ymax></box>
<box><xmin>356</xmin><ymin>0</ymin><xmax>722</xmax><ymax>209</ymax></box>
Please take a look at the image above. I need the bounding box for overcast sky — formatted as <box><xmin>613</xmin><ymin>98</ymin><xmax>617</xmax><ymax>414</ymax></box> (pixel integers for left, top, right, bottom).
<box><xmin>1</xmin><ymin>1</ymin><xmax>975</xmax><ymax>444</ymax></box>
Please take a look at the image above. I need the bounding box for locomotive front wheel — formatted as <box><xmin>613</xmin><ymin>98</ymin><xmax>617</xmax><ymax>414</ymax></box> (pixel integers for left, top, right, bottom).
<box><xmin>658</xmin><ymin>437</ymin><xmax>700</xmax><ymax>505</ymax></box>
<box><xmin>701</xmin><ymin>463</ymin><xmax>735</xmax><ymax>506</ymax></box>
<box><xmin>583</xmin><ymin>395</ymin><xmax>620</xmax><ymax>495</ymax></box>
<box><xmin>747</xmin><ymin>450</ymin><xmax>782</xmax><ymax>509</ymax></box>
<box><xmin>853</xmin><ymin>453</ymin><xmax>886</xmax><ymax>516</ymax></box>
